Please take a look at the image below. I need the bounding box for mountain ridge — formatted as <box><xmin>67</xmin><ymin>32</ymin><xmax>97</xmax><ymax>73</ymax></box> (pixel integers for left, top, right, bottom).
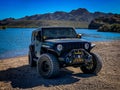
<box><xmin>0</xmin><ymin>8</ymin><xmax>118</xmax><ymax>28</ymax></box>
<box><xmin>19</xmin><ymin>8</ymin><xmax>112</xmax><ymax>22</ymax></box>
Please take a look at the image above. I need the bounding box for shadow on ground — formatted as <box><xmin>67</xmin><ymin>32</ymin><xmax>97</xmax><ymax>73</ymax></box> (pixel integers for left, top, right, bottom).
<box><xmin>0</xmin><ymin>65</ymin><xmax>95</xmax><ymax>89</ymax></box>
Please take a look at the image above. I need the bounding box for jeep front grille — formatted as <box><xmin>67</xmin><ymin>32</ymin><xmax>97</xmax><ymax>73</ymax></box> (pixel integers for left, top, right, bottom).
<box><xmin>63</xmin><ymin>42</ymin><xmax>84</xmax><ymax>52</ymax></box>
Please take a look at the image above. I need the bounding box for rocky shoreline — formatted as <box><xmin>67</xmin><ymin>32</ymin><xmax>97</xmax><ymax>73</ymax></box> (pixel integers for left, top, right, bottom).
<box><xmin>88</xmin><ymin>14</ymin><xmax>120</xmax><ymax>33</ymax></box>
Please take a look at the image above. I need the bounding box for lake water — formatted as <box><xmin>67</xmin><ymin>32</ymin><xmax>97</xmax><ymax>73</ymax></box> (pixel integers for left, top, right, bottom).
<box><xmin>0</xmin><ymin>28</ymin><xmax>120</xmax><ymax>59</ymax></box>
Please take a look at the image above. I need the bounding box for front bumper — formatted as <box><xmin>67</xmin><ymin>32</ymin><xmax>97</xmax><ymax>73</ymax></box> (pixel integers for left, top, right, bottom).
<box><xmin>59</xmin><ymin>49</ymin><xmax>92</xmax><ymax>65</ymax></box>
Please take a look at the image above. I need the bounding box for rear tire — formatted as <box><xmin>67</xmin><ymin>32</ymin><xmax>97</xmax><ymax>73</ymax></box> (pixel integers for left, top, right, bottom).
<box><xmin>80</xmin><ymin>52</ymin><xmax>102</xmax><ymax>74</ymax></box>
<box><xmin>28</xmin><ymin>51</ymin><xmax>36</xmax><ymax>67</ymax></box>
<box><xmin>37</xmin><ymin>54</ymin><xmax>60</xmax><ymax>78</ymax></box>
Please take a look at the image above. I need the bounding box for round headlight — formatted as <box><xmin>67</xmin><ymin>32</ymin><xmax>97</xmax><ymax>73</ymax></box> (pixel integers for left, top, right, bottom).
<box><xmin>57</xmin><ymin>44</ymin><xmax>63</xmax><ymax>51</ymax></box>
<box><xmin>84</xmin><ymin>43</ymin><xmax>89</xmax><ymax>49</ymax></box>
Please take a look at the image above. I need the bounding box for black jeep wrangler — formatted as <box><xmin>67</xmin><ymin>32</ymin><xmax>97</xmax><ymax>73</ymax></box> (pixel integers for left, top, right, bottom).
<box><xmin>29</xmin><ymin>27</ymin><xmax>102</xmax><ymax>78</ymax></box>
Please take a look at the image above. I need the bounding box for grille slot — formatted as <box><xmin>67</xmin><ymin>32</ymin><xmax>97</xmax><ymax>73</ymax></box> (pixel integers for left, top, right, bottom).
<box><xmin>63</xmin><ymin>42</ymin><xmax>84</xmax><ymax>52</ymax></box>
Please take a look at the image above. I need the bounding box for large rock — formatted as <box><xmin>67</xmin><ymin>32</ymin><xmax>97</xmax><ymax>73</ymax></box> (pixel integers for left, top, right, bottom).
<box><xmin>88</xmin><ymin>20</ymin><xmax>104</xmax><ymax>29</ymax></box>
<box><xmin>89</xmin><ymin>14</ymin><xmax>120</xmax><ymax>33</ymax></box>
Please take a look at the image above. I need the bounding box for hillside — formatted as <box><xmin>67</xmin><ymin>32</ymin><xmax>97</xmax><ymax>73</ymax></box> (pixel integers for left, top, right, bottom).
<box><xmin>0</xmin><ymin>8</ymin><xmax>115</xmax><ymax>28</ymax></box>
<box><xmin>18</xmin><ymin>8</ymin><xmax>110</xmax><ymax>22</ymax></box>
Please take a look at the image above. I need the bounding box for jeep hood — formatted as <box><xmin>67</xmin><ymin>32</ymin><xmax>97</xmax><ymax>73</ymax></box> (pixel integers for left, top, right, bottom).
<box><xmin>45</xmin><ymin>38</ymin><xmax>88</xmax><ymax>43</ymax></box>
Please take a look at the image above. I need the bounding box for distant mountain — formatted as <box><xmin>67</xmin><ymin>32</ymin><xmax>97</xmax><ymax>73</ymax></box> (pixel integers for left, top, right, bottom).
<box><xmin>0</xmin><ymin>8</ymin><xmax>116</xmax><ymax>28</ymax></box>
<box><xmin>19</xmin><ymin>8</ymin><xmax>112</xmax><ymax>22</ymax></box>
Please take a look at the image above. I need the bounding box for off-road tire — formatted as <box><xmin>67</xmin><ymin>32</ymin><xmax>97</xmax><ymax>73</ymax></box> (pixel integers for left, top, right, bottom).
<box><xmin>80</xmin><ymin>52</ymin><xmax>102</xmax><ymax>74</ymax></box>
<box><xmin>37</xmin><ymin>54</ymin><xmax>60</xmax><ymax>78</ymax></box>
<box><xmin>28</xmin><ymin>51</ymin><xmax>36</xmax><ymax>67</ymax></box>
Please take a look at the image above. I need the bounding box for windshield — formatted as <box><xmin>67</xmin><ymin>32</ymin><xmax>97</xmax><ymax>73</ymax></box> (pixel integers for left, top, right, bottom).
<box><xmin>42</xmin><ymin>28</ymin><xmax>77</xmax><ymax>39</ymax></box>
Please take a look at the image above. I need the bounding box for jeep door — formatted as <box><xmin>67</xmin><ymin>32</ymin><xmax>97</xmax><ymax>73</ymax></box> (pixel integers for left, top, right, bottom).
<box><xmin>34</xmin><ymin>31</ymin><xmax>42</xmax><ymax>57</ymax></box>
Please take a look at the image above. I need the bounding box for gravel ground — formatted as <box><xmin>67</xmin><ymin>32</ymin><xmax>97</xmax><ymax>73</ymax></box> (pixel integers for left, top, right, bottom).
<box><xmin>0</xmin><ymin>41</ymin><xmax>120</xmax><ymax>90</ymax></box>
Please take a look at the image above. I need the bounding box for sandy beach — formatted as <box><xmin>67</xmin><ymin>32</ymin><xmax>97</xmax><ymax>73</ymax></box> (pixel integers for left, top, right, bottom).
<box><xmin>0</xmin><ymin>41</ymin><xmax>120</xmax><ymax>90</ymax></box>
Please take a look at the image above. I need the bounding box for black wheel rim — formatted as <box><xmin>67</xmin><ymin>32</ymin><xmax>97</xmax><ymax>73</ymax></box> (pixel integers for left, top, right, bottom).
<box><xmin>86</xmin><ymin>60</ymin><xmax>94</xmax><ymax>70</ymax></box>
<box><xmin>41</xmin><ymin>61</ymin><xmax>50</xmax><ymax>73</ymax></box>
<box><xmin>85</xmin><ymin>56</ymin><xmax>96</xmax><ymax>71</ymax></box>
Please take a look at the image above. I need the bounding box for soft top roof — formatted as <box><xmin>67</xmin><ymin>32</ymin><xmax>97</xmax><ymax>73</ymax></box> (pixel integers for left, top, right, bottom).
<box><xmin>41</xmin><ymin>26</ymin><xmax>74</xmax><ymax>29</ymax></box>
<box><xmin>32</xmin><ymin>26</ymin><xmax>75</xmax><ymax>33</ymax></box>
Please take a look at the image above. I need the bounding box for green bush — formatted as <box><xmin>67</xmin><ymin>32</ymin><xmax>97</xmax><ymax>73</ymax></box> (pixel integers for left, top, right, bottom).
<box><xmin>98</xmin><ymin>24</ymin><xmax>120</xmax><ymax>32</ymax></box>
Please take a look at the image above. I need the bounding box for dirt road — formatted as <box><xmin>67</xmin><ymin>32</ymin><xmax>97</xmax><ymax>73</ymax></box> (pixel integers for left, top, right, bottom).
<box><xmin>0</xmin><ymin>41</ymin><xmax>120</xmax><ymax>90</ymax></box>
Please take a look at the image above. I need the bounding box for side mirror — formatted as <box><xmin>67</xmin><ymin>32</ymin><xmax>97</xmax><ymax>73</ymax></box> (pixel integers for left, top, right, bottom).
<box><xmin>42</xmin><ymin>36</ymin><xmax>47</xmax><ymax>42</ymax></box>
<box><xmin>77</xmin><ymin>34</ymin><xmax>82</xmax><ymax>38</ymax></box>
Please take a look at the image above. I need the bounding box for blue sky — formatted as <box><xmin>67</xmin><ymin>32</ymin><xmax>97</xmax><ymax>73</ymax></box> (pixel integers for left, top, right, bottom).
<box><xmin>0</xmin><ymin>0</ymin><xmax>120</xmax><ymax>20</ymax></box>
